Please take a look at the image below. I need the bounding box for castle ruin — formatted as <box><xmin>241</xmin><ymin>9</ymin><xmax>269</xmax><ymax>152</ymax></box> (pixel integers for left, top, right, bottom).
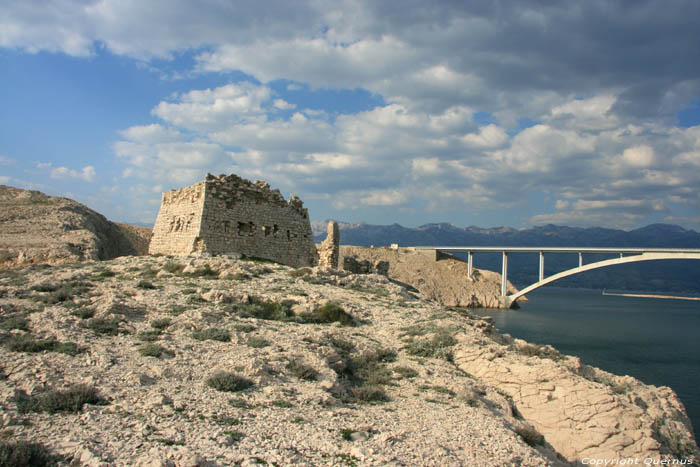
<box><xmin>148</xmin><ymin>173</ymin><xmax>318</xmax><ymax>268</ymax></box>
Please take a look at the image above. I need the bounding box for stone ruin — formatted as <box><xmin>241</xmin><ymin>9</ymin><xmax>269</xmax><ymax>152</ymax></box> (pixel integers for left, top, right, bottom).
<box><xmin>148</xmin><ymin>173</ymin><xmax>318</xmax><ymax>268</ymax></box>
<box><xmin>317</xmin><ymin>220</ymin><xmax>339</xmax><ymax>269</ymax></box>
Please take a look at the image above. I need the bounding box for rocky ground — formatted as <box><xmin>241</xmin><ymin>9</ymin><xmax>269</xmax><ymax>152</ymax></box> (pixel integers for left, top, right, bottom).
<box><xmin>0</xmin><ymin>255</ymin><xmax>697</xmax><ymax>466</ymax></box>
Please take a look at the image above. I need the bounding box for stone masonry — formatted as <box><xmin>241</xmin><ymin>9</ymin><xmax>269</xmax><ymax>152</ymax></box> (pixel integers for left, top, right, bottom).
<box><xmin>149</xmin><ymin>173</ymin><xmax>317</xmax><ymax>268</ymax></box>
<box><xmin>317</xmin><ymin>220</ymin><xmax>339</xmax><ymax>268</ymax></box>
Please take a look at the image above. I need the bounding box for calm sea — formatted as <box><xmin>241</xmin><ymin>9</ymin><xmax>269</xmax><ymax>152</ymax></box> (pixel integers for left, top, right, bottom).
<box><xmin>472</xmin><ymin>287</ymin><xmax>700</xmax><ymax>433</ymax></box>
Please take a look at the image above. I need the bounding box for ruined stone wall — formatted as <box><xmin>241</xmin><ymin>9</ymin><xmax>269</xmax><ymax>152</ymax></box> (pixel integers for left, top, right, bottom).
<box><xmin>148</xmin><ymin>173</ymin><xmax>317</xmax><ymax>267</ymax></box>
<box><xmin>148</xmin><ymin>182</ymin><xmax>206</xmax><ymax>255</ymax></box>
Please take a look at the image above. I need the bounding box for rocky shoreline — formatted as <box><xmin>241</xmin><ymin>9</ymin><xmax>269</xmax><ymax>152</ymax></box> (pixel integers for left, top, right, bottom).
<box><xmin>1</xmin><ymin>255</ymin><xmax>697</xmax><ymax>465</ymax></box>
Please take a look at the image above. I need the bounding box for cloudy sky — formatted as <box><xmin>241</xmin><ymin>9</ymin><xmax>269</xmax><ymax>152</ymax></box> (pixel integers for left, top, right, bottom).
<box><xmin>2</xmin><ymin>1</ymin><xmax>700</xmax><ymax>230</ymax></box>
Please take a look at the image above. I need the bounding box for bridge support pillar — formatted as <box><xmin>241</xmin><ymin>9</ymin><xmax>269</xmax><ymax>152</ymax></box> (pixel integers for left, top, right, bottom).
<box><xmin>501</xmin><ymin>251</ymin><xmax>508</xmax><ymax>296</ymax></box>
<box><xmin>467</xmin><ymin>251</ymin><xmax>473</xmax><ymax>280</ymax></box>
<box><xmin>579</xmin><ymin>252</ymin><xmax>583</xmax><ymax>267</ymax></box>
<box><xmin>539</xmin><ymin>251</ymin><xmax>544</xmax><ymax>282</ymax></box>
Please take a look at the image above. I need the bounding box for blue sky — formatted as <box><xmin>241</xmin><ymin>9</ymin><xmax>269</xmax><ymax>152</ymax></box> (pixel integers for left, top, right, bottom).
<box><xmin>2</xmin><ymin>1</ymin><xmax>700</xmax><ymax>230</ymax></box>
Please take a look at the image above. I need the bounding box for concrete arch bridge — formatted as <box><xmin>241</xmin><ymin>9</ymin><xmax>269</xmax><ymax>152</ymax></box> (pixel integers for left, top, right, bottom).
<box><xmin>412</xmin><ymin>247</ymin><xmax>700</xmax><ymax>308</ymax></box>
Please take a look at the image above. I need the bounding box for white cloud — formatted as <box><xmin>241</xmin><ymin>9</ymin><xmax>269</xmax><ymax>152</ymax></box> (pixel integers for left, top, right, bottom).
<box><xmin>273</xmin><ymin>99</ymin><xmax>296</xmax><ymax>110</ymax></box>
<box><xmin>461</xmin><ymin>124</ymin><xmax>508</xmax><ymax>149</ymax></box>
<box><xmin>0</xmin><ymin>176</ymin><xmax>10</xmax><ymax>184</ymax></box>
<box><xmin>50</xmin><ymin>165</ymin><xmax>97</xmax><ymax>182</ymax></box>
<box><xmin>620</xmin><ymin>145</ymin><xmax>655</xmax><ymax>167</ymax></box>
<box><xmin>0</xmin><ymin>155</ymin><xmax>12</xmax><ymax>165</ymax></box>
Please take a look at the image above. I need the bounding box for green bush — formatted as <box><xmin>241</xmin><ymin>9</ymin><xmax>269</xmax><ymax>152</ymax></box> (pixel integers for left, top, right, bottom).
<box><xmin>139</xmin><ymin>343</ymin><xmax>174</xmax><ymax>358</ymax></box>
<box><xmin>137</xmin><ymin>330</ymin><xmax>162</xmax><ymax>342</ymax></box>
<box><xmin>0</xmin><ymin>314</ymin><xmax>29</xmax><ymax>331</ymax></box>
<box><xmin>191</xmin><ymin>328</ymin><xmax>231</xmax><ymax>342</ymax></box>
<box><xmin>0</xmin><ymin>441</ymin><xmax>64</xmax><ymax>466</ymax></box>
<box><xmin>33</xmin><ymin>281</ymin><xmax>92</xmax><ymax>304</ymax></box>
<box><xmin>70</xmin><ymin>308</ymin><xmax>94</xmax><ymax>319</ymax></box>
<box><xmin>245</xmin><ymin>336</ymin><xmax>270</xmax><ymax>348</ymax></box>
<box><xmin>350</xmin><ymin>385</ymin><xmax>389</xmax><ymax>403</ymax></box>
<box><xmin>301</xmin><ymin>303</ymin><xmax>355</xmax><ymax>326</ymax></box>
<box><xmin>206</xmin><ymin>372</ymin><xmax>254</xmax><ymax>392</ymax></box>
<box><xmin>136</xmin><ymin>280</ymin><xmax>157</xmax><ymax>290</ymax></box>
<box><xmin>286</xmin><ymin>359</ymin><xmax>318</xmax><ymax>381</ymax></box>
<box><xmin>95</xmin><ymin>268</ymin><xmax>116</xmax><ymax>278</ymax></box>
<box><xmin>150</xmin><ymin>318</ymin><xmax>171</xmax><ymax>330</ymax></box>
<box><xmin>233</xmin><ymin>301</ymin><xmax>295</xmax><ymax>322</ymax></box>
<box><xmin>405</xmin><ymin>329</ymin><xmax>457</xmax><ymax>359</ymax></box>
<box><xmin>393</xmin><ymin>366</ymin><xmax>419</xmax><ymax>379</ymax></box>
<box><xmin>5</xmin><ymin>335</ymin><xmax>83</xmax><ymax>356</ymax></box>
<box><xmin>86</xmin><ymin>318</ymin><xmax>123</xmax><ymax>336</ymax></box>
<box><xmin>233</xmin><ymin>323</ymin><xmax>256</xmax><ymax>333</ymax></box>
<box><xmin>14</xmin><ymin>384</ymin><xmax>107</xmax><ymax>414</ymax></box>
<box><xmin>163</xmin><ymin>262</ymin><xmax>185</xmax><ymax>275</ymax></box>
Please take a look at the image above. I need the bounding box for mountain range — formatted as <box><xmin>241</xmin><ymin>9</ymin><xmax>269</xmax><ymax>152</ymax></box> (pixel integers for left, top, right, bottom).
<box><xmin>313</xmin><ymin>221</ymin><xmax>700</xmax><ymax>294</ymax></box>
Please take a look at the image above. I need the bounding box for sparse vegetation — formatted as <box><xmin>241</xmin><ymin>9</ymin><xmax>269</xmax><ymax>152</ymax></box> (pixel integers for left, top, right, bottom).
<box><xmin>86</xmin><ymin>317</ymin><xmax>123</xmax><ymax>336</ymax></box>
<box><xmin>206</xmin><ymin>372</ymin><xmax>254</xmax><ymax>393</ymax></box>
<box><xmin>184</xmin><ymin>264</ymin><xmax>219</xmax><ymax>279</ymax></box>
<box><xmin>405</xmin><ymin>328</ymin><xmax>457</xmax><ymax>360</ymax></box>
<box><xmin>191</xmin><ymin>327</ymin><xmax>231</xmax><ymax>342</ymax></box>
<box><xmin>136</xmin><ymin>279</ymin><xmax>157</xmax><ymax>290</ymax></box>
<box><xmin>233</xmin><ymin>300</ymin><xmax>295</xmax><ymax>322</ymax></box>
<box><xmin>234</xmin><ymin>323</ymin><xmax>256</xmax><ymax>333</ymax></box>
<box><xmin>163</xmin><ymin>261</ymin><xmax>185</xmax><ymax>275</ymax></box>
<box><xmin>270</xmin><ymin>398</ymin><xmax>294</xmax><ymax>408</ymax></box>
<box><xmin>0</xmin><ymin>314</ymin><xmax>30</xmax><ymax>331</ymax></box>
<box><xmin>14</xmin><ymin>384</ymin><xmax>107</xmax><ymax>414</ymax></box>
<box><xmin>70</xmin><ymin>308</ymin><xmax>94</xmax><ymax>319</ymax></box>
<box><xmin>138</xmin><ymin>343</ymin><xmax>174</xmax><ymax>358</ymax></box>
<box><xmin>137</xmin><ymin>330</ymin><xmax>162</xmax><ymax>342</ymax></box>
<box><xmin>301</xmin><ymin>302</ymin><xmax>356</xmax><ymax>326</ymax></box>
<box><xmin>245</xmin><ymin>336</ymin><xmax>270</xmax><ymax>348</ymax></box>
<box><xmin>150</xmin><ymin>318</ymin><xmax>171</xmax><ymax>330</ymax></box>
<box><xmin>286</xmin><ymin>359</ymin><xmax>319</xmax><ymax>381</ymax></box>
<box><xmin>514</xmin><ymin>423</ymin><xmax>545</xmax><ymax>447</ymax></box>
<box><xmin>32</xmin><ymin>281</ymin><xmax>92</xmax><ymax>304</ymax></box>
<box><xmin>393</xmin><ymin>366</ymin><xmax>419</xmax><ymax>379</ymax></box>
<box><xmin>514</xmin><ymin>342</ymin><xmax>563</xmax><ymax>361</ymax></box>
<box><xmin>5</xmin><ymin>335</ymin><xmax>84</xmax><ymax>356</ymax></box>
<box><xmin>0</xmin><ymin>440</ymin><xmax>65</xmax><ymax>466</ymax></box>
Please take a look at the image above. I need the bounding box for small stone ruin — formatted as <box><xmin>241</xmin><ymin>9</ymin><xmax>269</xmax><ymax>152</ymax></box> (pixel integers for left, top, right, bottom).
<box><xmin>317</xmin><ymin>220</ymin><xmax>339</xmax><ymax>269</ymax></box>
<box><xmin>148</xmin><ymin>173</ymin><xmax>317</xmax><ymax>268</ymax></box>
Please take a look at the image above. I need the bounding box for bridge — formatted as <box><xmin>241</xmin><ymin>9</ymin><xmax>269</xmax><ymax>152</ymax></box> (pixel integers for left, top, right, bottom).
<box><xmin>411</xmin><ymin>246</ymin><xmax>700</xmax><ymax>308</ymax></box>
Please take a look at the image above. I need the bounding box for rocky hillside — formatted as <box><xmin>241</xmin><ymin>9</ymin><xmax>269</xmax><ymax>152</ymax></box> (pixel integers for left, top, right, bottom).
<box><xmin>0</xmin><ymin>256</ymin><xmax>697</xmax><ymax>465</ymax></box>
<box><xmin>0</xmin><ymin>186</ymin><xmax>151</xmax><ymax>268</ymax></box>
<box><xmin>340</xmin><ymin>246</ymin><xmax>520</xmax><ymax>308</ymax></box>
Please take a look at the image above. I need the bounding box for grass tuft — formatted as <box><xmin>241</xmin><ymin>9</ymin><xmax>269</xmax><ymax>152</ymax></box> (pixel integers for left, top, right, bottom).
<box><xmin>86</xmin><ymin>317</ymin><xmax>123</xmax><ymax>336</ymax></box>
<box><xmin>286</xmin><ymin>359</ymin><xmax>319</xmax><ymax>381</ymax></box>
<box><xmin>301</xmin><ymin>303</ymin><xmax>356</xmax><ymax>326</ymax></box>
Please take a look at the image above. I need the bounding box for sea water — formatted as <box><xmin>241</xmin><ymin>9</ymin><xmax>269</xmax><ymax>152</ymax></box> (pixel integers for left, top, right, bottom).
<box><xmin>473</xmin><ymin>287</ymin><xmax>700</xmax><ymax>433</ymax></box>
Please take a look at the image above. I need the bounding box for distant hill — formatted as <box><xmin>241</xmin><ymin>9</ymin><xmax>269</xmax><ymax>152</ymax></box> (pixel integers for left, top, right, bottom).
<box><xmin>314</xmin><ymin>221</ymin><xmax>700</xmax><ymax>293</ymax></box>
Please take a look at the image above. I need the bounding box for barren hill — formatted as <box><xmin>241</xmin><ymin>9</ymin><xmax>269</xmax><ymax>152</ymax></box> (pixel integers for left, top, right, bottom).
<box><xmin>0</xmin><ymin>185</ymin><xmax>151</xmax><ymax>268</ymax></box>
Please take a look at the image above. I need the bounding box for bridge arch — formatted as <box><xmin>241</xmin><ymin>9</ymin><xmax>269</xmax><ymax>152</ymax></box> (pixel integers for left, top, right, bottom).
<box><xmin>509</xmin><ymin>252</ymin><xmax>700</xmax><ymax>305</ymax></box>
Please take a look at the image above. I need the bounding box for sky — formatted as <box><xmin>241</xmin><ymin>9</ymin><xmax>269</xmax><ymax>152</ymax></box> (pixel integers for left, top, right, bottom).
<box><xmin>2</xmin><ymin>1</ymin><xmax>700</xmax><ymax>230</ymax></box>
